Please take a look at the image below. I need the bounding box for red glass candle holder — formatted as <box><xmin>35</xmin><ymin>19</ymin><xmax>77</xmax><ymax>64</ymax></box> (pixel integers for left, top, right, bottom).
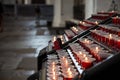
<box><xmin>112</xmin><ymin>17</ymin><xmax>118</xmax><ymax>25</ymax></box>
<box><xmin>63</xmin><ymin>75</ymin><xmax>73</xmax><ymax>80</ymax></box>
<box><xmin>81</xmin><ymin>58</ymin><xmax>92</xmax><ymax>69</ymax></box>
<box><xmin>117</xmin><ymin>39</ymin><xmax>120</xmax><ymax>49</ymax></box>
<box><xmin>62</xmin><ymin>68</ymin><xmax>77</xmax><ymax>80</ymax></box>
<box><xmin>53</xmin><ymin>40</ymin><xmax>61</xmax><ymax>50</ymax></box>
<box><xmin>112</xmin><ymin>16</ymin><xmax>120</xmax><ymax>25</ymax></box>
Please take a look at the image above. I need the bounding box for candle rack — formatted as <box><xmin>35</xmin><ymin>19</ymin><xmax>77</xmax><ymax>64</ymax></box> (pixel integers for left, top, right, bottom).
<box><xmin>36</xmin><ymin>12</ymin><xmax>120</xmax><ymax>80</ymax></box>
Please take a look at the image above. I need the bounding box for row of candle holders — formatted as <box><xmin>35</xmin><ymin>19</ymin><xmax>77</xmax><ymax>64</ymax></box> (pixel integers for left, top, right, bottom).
<box><xmin>64</xmin><ymin>29</ymin><xmax>75</xmax><ymax>39</ymax></box>
<box><xmin>64</xmin><ymin>11</ymin><xmax>117</xmax><ymax>40</ymax></box>
<box><xmin>91</xmin><ymin>14</ymin><xmax>109</xmax><ymax>20</ymax></box>
<box><xmin>83</xmin><ymin>19</ymin><xmax>100</xmax><ymax>25</ymax></box>
<box><xmin>78</xmin><ymin>38</ymin><xmax>112</xmax><ymax>61</ymax></box>
<box><xmin>65</xmin><ymin>21</ymin><xmax>95</xmax><ymax>39</ymax></box>
<box><xmin>83</xmin><ymin>11</ymin><xmax>117</xmax><ymax>25</ymax></box>
<box><xmin>70</xmin><ymin>21</ymin><xmax>93</xmax><ymax>36</ymax></box>
<box><xmin>68</xmin><ymin>12</ymin><xmax>108</xmax><ymax>37</ymax></box>
<box><xmin>78</xmin><ymin>21</ymin><xmax>93</xmax><ymax>30</ymax></box>
<box><xmin>99</xmin><ymin>25</ymin><xmax>120</xmax><ymax>36</ymax></box>
<box><xmin>70</xmin><ymin>26</ymin><xmax>83</xmax><ymax>35</ymax></box>
<box><xmin>47</xmin><ymin>55</ymin><xmax>62</xmax><ymax>80</ymax></box>
<box><xmin>90</xmin><ymin>29</ymin><xmax>120</xmax><ymax>50</ymax></box>
<box><xmin>112</xmin><ymin>16</ymin><xmax>120</xmax><ymax>25</ymax></box>
<box><xmin>57</xmin><ymin>50</ymin><xmax>78</xmax><ymax>80</ymax></box>
<box><xmin>47</xmin><ymin>50</ymin><xmax>78</xmax><ymax>80</ymax></box>
<box><xmin>97</xmin><ymin>11</ymin><xmax>117</xmax><ymax>16</ymax></box>
<box><xmin>69</xmin><ymin>43</ymin><xmax>96</xmax><ymax>69</ymax></box>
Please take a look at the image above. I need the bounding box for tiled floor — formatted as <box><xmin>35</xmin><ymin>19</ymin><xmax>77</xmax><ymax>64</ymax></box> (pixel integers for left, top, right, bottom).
<box><xmin>0</xmin><ymin>16</ymin><xmax>53</xmax><ymax>80</ymax></box>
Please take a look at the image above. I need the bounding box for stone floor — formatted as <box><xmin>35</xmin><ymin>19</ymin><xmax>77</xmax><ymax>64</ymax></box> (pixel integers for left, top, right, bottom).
<box><xmin>0</xmin><ymin>16</ymin><xmax>54</xmax><ymax>80</ymax></box>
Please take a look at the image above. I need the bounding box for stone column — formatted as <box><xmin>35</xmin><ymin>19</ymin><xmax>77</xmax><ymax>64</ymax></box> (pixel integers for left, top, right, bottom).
<box><xmin>61</xmin><ymin>0</ymin><xmax>73</xmax><ymax>27</ymax></box>
<box><xmin>52</xmin><ymin>0</ymin><xmax>62</xmax><ymax>27</ymax></box>
<box><xmin>46</xmin><ymin>0</ymin><xmax>54</xmax><ymax>5</ymax></box>
<box><xmin>52</xmin><ymin>0</ymin><xmax>74</xmax><ymax>27</ymax></box>
<box><xmin>85</xmin><ymin>0</ymin><xmax>94</xmax><ymax>19</ymax></box>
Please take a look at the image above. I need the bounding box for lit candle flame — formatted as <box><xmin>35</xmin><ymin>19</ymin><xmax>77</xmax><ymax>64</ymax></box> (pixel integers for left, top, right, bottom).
<box><xmin>79</xmin><ymin>51</ymin><xmax>82</xmax><ymax>55</ymax></box>
<box><xmin>116</xmin><ymin>16</ymin><xmax>119</xmax><ymax>18</ymax></box>
<box><xmin>65</xmin><ymin>59</ymin><xmax>68</xmax><ymax>67</ymax></box>
<box><xmin>60</xmin><ymin>35</ymin><xmax>63</xmax><ymax>39</ymax></box>
<box><xmin>109</xmin><ymin>34</ymin><xmax>112</xmax><ymax>39</ymax></box>
<box><xmin>52</xmin><ymin>62</ymin><xmax>55</xmax><ymax>65</ymax></box>
<box><xmin>83</xmin><ymin>54</ymin><xmax>86</xmax><ymax>57</ymax></box>
<box><xmin>84</xmin><ymin>39</ymin><xmax>87</xmax><ymax>43</ymax></box>
<box><xmin>84</xmin><ymin>39</ymin><xmax>90</xmax><ymax>44</ymax></box>
<box><xmin>52</xmin><ymin>62</ymin><xmax>55</xmax><ymax>68</ymax></box>
<box><xmin>95</xmin><ymin>21</ymin><xmax>98</xmax><ymax>25</ymax></box>
<box><xmin>72</xmin><ymin>26</ymin><xmax>76</xmax><ymax>30</ymax></box>
<box><xmin>62</xmin><ymin>56</ymin><xmax>65</xmax><ymax>60</ymax></box>
<box><xmin>85</xmin><ymin>57</ymin><xmax>88</xmax><ymax>61</ymax></box>
<box><xmin>75</xmin><ymin>28</ymin><xmax>78</xmax><ymax>32</ymax></box>
<box><xmin>53</xmin><ymin>72</ymin><xmax>56</xmax><ymax>80</ymax></box>
<box><xmin>95</xmin><ymin>47</ymin><xmax>99</xmax><ymax>53</ymax></box>
<box><xmin>72</xmin><ymin>26</ymin><xmax>75</xmax><ymax>29</ymax></box>
<box><xmin>52</xmin><ymin>68</ymin><xmax>55</xmax><ymax>72</ymax></box>
<box><xmin>67</xmin><ymin>68</ymin><xmax>72</xmax><ymax>77</ymax></box>
<box><xmin>53</xmin><ymin>36</ymin><xmax>56</xmax><ymax>42</ymax></box>
<box><xmin>82</xmin><ymin>22</ymin><xmax>85</xmax><ymax>24</ymax></box>
<box><xmin>72</xmin><ymin>26</ymin><xmax>78</xmax><ymax>32</ymax></box>
<box><xmin>80</xmin><ymin>21</ymin><xmax>82</xmax><ymax>24</ymax></box>
<box><xmin>53</xmin><ymin>76</ymin><xmax>56</xmax><ymax>80</ymax></box>
<box><xmin>112</xmin><ymin>10</ymin><xmax>115</xmax><ymax>12</ymax></box>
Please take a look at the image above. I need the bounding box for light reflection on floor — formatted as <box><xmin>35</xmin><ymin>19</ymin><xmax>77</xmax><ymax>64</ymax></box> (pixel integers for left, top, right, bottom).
<box><xmin>0</xmin><ymin>16</ymin><xmax>52</xmax><ymax>80</ymax></box>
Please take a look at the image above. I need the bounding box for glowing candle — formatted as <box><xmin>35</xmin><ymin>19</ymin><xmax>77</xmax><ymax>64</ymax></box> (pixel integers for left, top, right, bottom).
<box><xmin>74</xmin><ymin>27</ymin><xmax>78</xmax><ymax>32</ymax></box>
<box><xmin>116</xmin><ymin>16</ymin><xmax>119</xmax><ymax>18</ymax></box>
<box><xmin>53</xmin><ymin>76</ymin><xmax>56</xmax><ymax>80</ymax></box>
<box><xmin>109</xmin><ymin>34</ymin><xmax>112</xmax><ymax>39</ymax></box>
<box><xmin>52</xmin><ymin>62</ymin><xmax>55</xmax><ymax>66</ymax></box>
<box><xmin>82</xmin><ymin>22</ymin><xmax>85</xmax><ymax>25</ymax></box>
<box><xmin>60</xmin><ymin>35</ymin><xmax>63</xmax><ymax>40</ymax></box>
<box><xmin>95</xmin><ymin>21</ymin><xmax>98</xmax><ymax>25</ymax></box>
<box><xmin>83</xmin><ymin>54</ymin><xmax>86</xmax><ymax>58</ymax></box>
<box><xmin>84</xmin><ymin>39</ymin><xmax>87</xmax><ymax>43</ymax></box>
<box><xmin>95</xmin><ymin>47</ymin><xmax>99</xmax><ymax>53</ymax></box>
<box><xmin>52</xmin><ymin>71</ymin><xmax>57</xmax><ymax>80</ymax></box>
<box><xmin>65</xmin><ymin>59</ymin><xmax>68</xmax><ymax>67</ymax></box>
<box><xmin>52</xmin><ymin>36</ymin><xmax>56</xmax><ymax>42</ymax></box>
<box><xmin>112</xmin><ymin>16</ymin><xmax>119</xmax><ymax>24</ymax></box>
<box><xmin>84</xmin><ymin>39</ymin><xmax>90</xmax><ymax>44</ymax></box>
<box><xmin>94</xmin><ymin>47</ymin><xmax>102</xmax><ymax>61</ymax></box>
<box><xmin>77</xmin><ymin>51</ymin><xmax>83</xmax><ymax>63</ymax></box>
<box><xmin>59</xmin><ymin>35</ymin><xmax>64</xmax><ymax>44</ymax></box>
<box><xmin>52</xmin><ymin>62</ymin><xmax>55</xmax><ymax>71</ymax></box>
<box><xmin>62</xmin><ymin>56</ymin><xmax>65</xmax><ymax>60</ymax></box>
<box><xmin>81</xmin><ymin>57</ymin><xmax>92</xmax><ymax>69</ymax></box>
<box><xmin>108</xmin><ymin>34</ymin><xmax>114</xmax><ymax>46</ymax></box>
<box><xmin>72</xmin><ymin>26</ymin><xmax>79</xmax><ymax>34</ymax></box>
<box><xmin>80</xmin><ymin>21</ymin><xmax>82</xmax><ymax>24</ymax></box>
<box><xmin>67</xmin><ymin>68</ymin><xmax>72</xmax><ymax>78</ymax></box>
<box><xmin>72</xmin><ymin>26</ymin><xmax>75</xmax><ymax>29</ymax></box>
<box><xmin>63</xmin><ymin>68</ymin><xmax>73</xmax><ymax>80</ymax></box>
<box><xmin>112</xmin><ymin>10</ymin><xmax>115</xmax><ymax>13</ymax></box>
